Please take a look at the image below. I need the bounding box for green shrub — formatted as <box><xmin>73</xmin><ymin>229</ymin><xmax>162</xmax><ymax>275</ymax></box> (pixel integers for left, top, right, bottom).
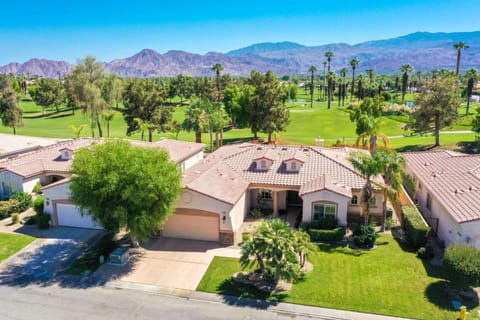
<box><xmin>36</xmin><ymin>213</ymin><xmax>51</xmax><ymax>229</ymax></box>
<box><xmin>32</xmin><ymin>181</ymin><xmax>43</xmax><ymax>194</ymax></box>
<box><xmin>11</xmin><ymin>212</ymin><xmax>20</xmax><ymax>224</ymax></box>
<box><xmin>444</xmin><ymin>245</ymin><xmax>480</xmax><ymax>285</ymax></box>
<box><xmin>0</xmin><ymin>199</ymin><xmax>20</xmax><ymax>219</ymax></box>
<box><xmin>308</xmin><ymin>227</ymin><xmax>344</xmax><ymax>242</ymax></box>
<box><xmin>416</xmin><ymin>246</ymin><xmax>434</xmax><ymax>260</ymax></box>
<box><xmin>353</xmin><ymin>224</ymin><xmax>377</xmax><ymax>248</ymax></box>
<box><xmin>33</xmin><ymin>196</ymin><xmax>45</xmax><ymax>215</ymax></box>
<box><xmin>24</xmin><ymin>216</ymin><xmax>37</xmax><ymax>225</ymax></box>
<box><xmin>249</xmin><ymin>208</ymin><xmax>262</xmax><ymax>219</ymax></box>
<box><xmin>11</xmin><ymin>192</ymin><xmax>32</xmax><ymax>212</ymax></box>
<box><xmin>310</xmin><ymin>215</ymin><xmax>338</xmax><ymax>230</ymax></box>
<box><xmin>401</xmin><ymin>205</ymin><xmax>430</xmax><ymax>249</ymax></box>
<box><xmin>385</xmin><ymin>217</ymin><xmax>394</xmax><ymax>230</ymax></box>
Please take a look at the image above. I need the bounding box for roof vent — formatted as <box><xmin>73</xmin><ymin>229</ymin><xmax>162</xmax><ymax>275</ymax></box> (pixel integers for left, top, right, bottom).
<box><xmin>303</xmin><ymin>148</ymin><xmax>309</xmax><ymax>152</ymax></box>
<box><xmin>257</xmin><ymin>147</ymin><xmax>263</xmax><ymax>150</ymax></box>
<box><xmin>281</xmin><ymin>147</ymin><xmax>288</xmax><ymax>151</ymax></box>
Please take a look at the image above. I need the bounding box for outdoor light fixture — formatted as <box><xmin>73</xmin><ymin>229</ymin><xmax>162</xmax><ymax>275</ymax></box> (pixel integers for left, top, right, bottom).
<box><xmin>222</xmin><ymin>212</ymin><xmax>226</xmax><ymax>224</ymax></box>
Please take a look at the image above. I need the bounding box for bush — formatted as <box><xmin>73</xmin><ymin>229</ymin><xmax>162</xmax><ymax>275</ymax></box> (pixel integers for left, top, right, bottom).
<box><xmin>249</xmin><ymin>208</ymin><xmax>262</xmax><ymax>219</ymax></box>
<box><xmin>444</xmin><ymin>245</ymin><xmax>480</xmax><ymax>285</ymax></box>
<box><xmin>310</xmin><ymin>215</ymin><xmax>338</xmax><ymax>230</ymax></box>
<box><xmin>385</xmin><ymin>217</ymin><xmax>394</xmax><ymax>230</ymax></box>
<box><xmin>11</xmin><ymin>212</ymin><xmax>20</xmax><ymax>224</ymax></box>
<box><xmin>417</xmin><ymin>246</ymin><xmax>434</xmax><ymax>260</ymax></box>
<box><xmin>353</xmin><ymin>224</ymin><xmax>377</xmax><ymax>248</ymax></box>
<box><xmin>11</xmin><ymin>192</ymin><xmax>32</xmax><ymax>212</ymax></box>
<box><xmin>36</xmin><ymin>213</ymin><xmax>51</xmax><ymax>229</ymax></box>
<box><xmin>33</xmin><ymin>196</ymin><xmax>45</xmax><ymax>215</ymax></box>
<box><xmin>32</xmin><ymin>181</ymin><xmax>43</xmax><ymax>194</ymax></box>
<box><xmin>401</xmin><ymin>205</ymin><xmax>430</xmax><ymax>249</ymax></box>
<box><xmin>0</xmin><ymin>199</ymin><xmax>20</xmax><ymax>219</ymax></box>
<box><xmin>24</xmin><ymin>216</ymin><xmax>37</xmax><ymax>225</ymax></box>
<box><xmin>308</xmin><ymin>227</ymin><xmax>344</xmax><ymax>242</ymax></box>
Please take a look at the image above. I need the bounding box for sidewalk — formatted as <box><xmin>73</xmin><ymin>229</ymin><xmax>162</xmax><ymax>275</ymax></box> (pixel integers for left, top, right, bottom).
<box><xmin>106</xmin><ymin>280</ymin><xmax>412</xmax><ymax>320</ymax></box>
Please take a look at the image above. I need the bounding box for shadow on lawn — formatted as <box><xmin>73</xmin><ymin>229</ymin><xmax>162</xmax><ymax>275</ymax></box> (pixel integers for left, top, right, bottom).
<box><xmin>318</xmin><ymin>243</ymin><xmax>367</xmax><ymax>257</ymax></box>
<box><xmin>425</xmin><ymin>280</ymin><xmax>479</xmax><ymax>311</ymax></box>
<box><xmin>395</xmin><ymin>144</ymin><xmax>436</xmax><ymax>153</ymax></box>
<box><xmin>216</xmin><ymin>278</ymin><xmax>288</xmax><ymax>309</ymax></box>
<box><xmin>456</xmin><ymin>141</ymin><xmax>480</xmax><ymax>154</ymax></box>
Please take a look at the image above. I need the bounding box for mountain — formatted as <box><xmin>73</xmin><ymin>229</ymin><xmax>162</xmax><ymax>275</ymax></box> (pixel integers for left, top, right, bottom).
<box><xmin>1</xmin><ymin>31</ymin><xmax>479</xmax><ymax>77</ymax></box>
<box><xmin>226</xmin><ymin>41</ymin><xmax>306</xmax><ymax>57</ymax></box>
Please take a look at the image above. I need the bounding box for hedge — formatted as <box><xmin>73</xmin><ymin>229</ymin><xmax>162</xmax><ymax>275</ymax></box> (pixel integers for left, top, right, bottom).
<box><xmin>444</xmin><ymin>245</ymin><xmax>480</xmax><ymax>285</ymax></box>
<box><xmin>0</xmin><ymin>199</ymin><xmax>21</xmax><ymax>219</ymax></box>
<box><xmin>308</xmin><ymin>227</ymin><xmax>344</xmax><ymax>242</ymax></box>
<box><xmin>401</xmin><ymin>205</ymin><xmax>430</xmax><ymax>249</ymax></box>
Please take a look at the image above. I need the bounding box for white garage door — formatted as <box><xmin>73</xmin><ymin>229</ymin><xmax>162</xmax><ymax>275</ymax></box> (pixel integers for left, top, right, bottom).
<box><xmin>56</xmin><ymin>204</ymin><xmax>103</xmax><ymax>229</ymax></box>
<box><xmin>162</xmin><ymin>212</ymin><xmax>219</xmax><ymax>242</ymax></box>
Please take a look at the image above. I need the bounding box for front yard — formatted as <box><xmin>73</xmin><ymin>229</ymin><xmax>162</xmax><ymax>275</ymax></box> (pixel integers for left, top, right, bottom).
<box><xmin>197</xmin><ymin>234</ymin><xmax>479</xmax><ymax>320</ymax></box>
<box><xmin>0</xmin><ymin>232</ymin><xmax>35</xmax><ymax>263</ymax></box>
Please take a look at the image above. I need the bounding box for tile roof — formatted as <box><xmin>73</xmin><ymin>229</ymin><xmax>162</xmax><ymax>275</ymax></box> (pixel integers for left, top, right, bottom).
<box><xmin>0</xmin><ymin>138</ymin><xmax>204</xmax><ymax>179</ymax></box>
<box><xmin>182</xmin><ymin>144</ymin><xmax>370</xmax><ymax>205</ymax></box>
<box><xmin>404</xmin><ymin>151</ymin><xmax>480</xmax><ymax>223</ymax></box>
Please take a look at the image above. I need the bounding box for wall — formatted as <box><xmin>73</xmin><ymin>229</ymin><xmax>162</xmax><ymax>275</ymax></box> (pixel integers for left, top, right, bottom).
<box><xmin>301</xmin><ymin>190</ymin><xmax>349</xmax><ymax>226</ymax></box>
<box><xmin>42</xmin><ymin>183</ymin><xmax>70</xmax><ymax>215</ymax></box>
<box><xmin>461</xmin><ymin>220</ymin><xmax>480</xmax><ymax>248</ymax></box>
<box><xmin>181</xmin><ymin>151</ymin><xmax>204</xmax><ymax>172</ymax></box>
<box><xmin>347</xmin><ymin>191</ymin><xmax>384</xmax><ymax>216</ymax></box>
<box><xmin>229</xmin><ymin>192</ymin><xmax>248</xmax><ymax>232</ymax></box>
<box><xmin>22</xmin><ymin>176</ymin><xmax>43</xmax><ymax>194</ymax></box>
<box><xmin>0</xmin><ymin>171</ymin><xmax>24</xmax><ymax>198</ymax></box>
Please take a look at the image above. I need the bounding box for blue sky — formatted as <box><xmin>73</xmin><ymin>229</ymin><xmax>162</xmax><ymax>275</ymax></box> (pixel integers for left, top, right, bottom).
<box><xmin>1</xmin><ymin>0</ymin><xmax>478</xmax><ymax>64</ymax></box>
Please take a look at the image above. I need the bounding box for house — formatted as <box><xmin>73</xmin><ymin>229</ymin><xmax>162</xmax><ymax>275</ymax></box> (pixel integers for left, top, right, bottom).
<box><xmin>0</xmin><ymin>138</ymin><xmax>205</xmax><ymax>229</ymax></box>
<box><xmin>404</xmin><ymin>151</ymin><xmax>480</xmax><ymax>248</ymax></box>
<box><xmin>164</xmin><ymin>143</ymin><xmax>384</xmax><ymax>244</ymax></box>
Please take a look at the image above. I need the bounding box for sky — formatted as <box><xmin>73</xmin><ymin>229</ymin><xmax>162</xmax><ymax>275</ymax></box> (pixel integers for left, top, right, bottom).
<box><xmin>1</xmin><ymin>0</ymin><xmax>479</xmax><ymax>65</ymax></box>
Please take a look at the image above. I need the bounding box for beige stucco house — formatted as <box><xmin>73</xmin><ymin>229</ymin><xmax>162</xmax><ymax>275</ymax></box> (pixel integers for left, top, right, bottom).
<box><xmin>404</xmin><ymin>151</ymin><xmax>480</xmax><ymax>248</ymax></box>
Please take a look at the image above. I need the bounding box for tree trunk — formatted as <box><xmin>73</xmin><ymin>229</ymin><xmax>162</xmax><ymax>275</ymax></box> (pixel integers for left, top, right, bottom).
<box><xmin>141</xmin><ymin>130</ymin><xmax>144</xmax><ymax>141</ymax></box>
<box><xmin>148</xmin><ymin>129</ymin><xmax>153</xmax><ymax>142</ymax></box>
<box><xmin>96</xmin><ymin>118</ymin><xmax>103</xmax><ymax>138</ymax></box>
<box><xmin>72</xmin><ymin>106</ymin><xmax>75</xmax><ymax>115</ymax></box>
<box><xmin>215</xmin><ymin>131</ymin><xmax>219</xmax><ymax>149</ymax></box>
<box><xmin>466</xmin><ymin>96</ymin><xmax>471</xmax><ymax>115</ymax></box>
<box><xmin>220</xmin><ymin>128</ymin><xmax>223</xmax><ymax>147</ymax></box>
<box><xmin>381</xmin><ymin>191</ymin><xmax>388</xmax><ymax>232</ymax></box>
<box><xmin>434</xmin><ymin>115</ymin><xmax>440</xmax><ymax>147</ymax></box>
<box><xmin>13</xmin><ymin>126</ymin><xmax>16</xmax><ymax>135</ymax></box>
<box><xmin>195</xmin><ymin>131</ymin><xmax>202</xmax><ymax>144</ymax></box>
<box><xmin>107</xmin><ymin>122</ymin><xmax>110</xmax><ymax>138</ymax></box>
<box><xmin>370</xmin><ymin>135</ymin><xmax>377</xmax><ymax>153</ymax></box>
<box><xmin>209</xmin><ymin>129</ymin><xmax>213</xmax><ymax>151</ymax></box>
<box><xmin>350</xmin><ymin>71</ymin><xmax>355</xmax><ymax>102</ymax></box>
<box><xmin>456</xmin><ymin>50</ymin><xmax>461</xmax><ymax>75</ymax></box>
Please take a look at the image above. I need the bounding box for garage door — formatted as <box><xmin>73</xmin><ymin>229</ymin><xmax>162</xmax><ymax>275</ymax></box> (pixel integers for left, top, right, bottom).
<box><xmin>56</xmin><ymin>203</ymin><xmax>103</xmax><ymax>229</ymax></box>
<box><xmin>162</xmin><ymin>211</ymin><xmax>219</xmax><ymax>242</ymax></box>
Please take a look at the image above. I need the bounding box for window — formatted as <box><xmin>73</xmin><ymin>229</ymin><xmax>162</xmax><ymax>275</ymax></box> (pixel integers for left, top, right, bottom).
<box><xmin>369</xmin><ymin>196</ymin><xmax>377</xmax><ymax>207</ymax></box>
<box><xmin>312</xmin><ymin>203</ymin><xmax>337</xmax><ymax>220</ymax></box>
<box><xmin>351</xmin><ymin>195</ymin><xmax>358</xmax><ymax>205</ymax></box>
<box><xmin>291</xmin><ymin>161</ymin><xmax>297</xmax><ymax>171</ymax></box>
<box><xmin>260</xmin><ymin>160</ymin><xmax>267</xmax><ymax>169</ymax></box>
<box><xmin>426</xmin><ymin>193</ymin><xmax>432</xmax><ymax>210</ymax></box>
<box><xmin>260</xmin><ymin>190</ymin><xmax>272</xmax><ymax>200</ymax></box>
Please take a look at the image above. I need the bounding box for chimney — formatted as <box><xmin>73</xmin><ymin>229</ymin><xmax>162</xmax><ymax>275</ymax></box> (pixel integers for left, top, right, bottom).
<box><xmin>315</xmin><ymin>137</ymin><xmax>324</xmax><ymax>148</ymax></box>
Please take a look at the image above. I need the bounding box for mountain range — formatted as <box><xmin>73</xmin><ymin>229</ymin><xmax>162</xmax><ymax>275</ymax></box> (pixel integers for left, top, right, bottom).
<box><xmin>1</xmin><ymin>31</ymin><xmax>479</xmax><ymax>78</ymax></box>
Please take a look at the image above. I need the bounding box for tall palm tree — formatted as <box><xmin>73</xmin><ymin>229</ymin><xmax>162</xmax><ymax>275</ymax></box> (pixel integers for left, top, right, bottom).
<box><xmin>322</xmin><ymin>61</ymin><xmax>328</xmax><ymax>100</ymax></box>
<box><xmin>400</xmin><ymin>64</ymin><xmax>413</xmax><ymax>105</ymax></box>
<box><xmin>465</xmin><ymin>68</ymin><xmax>478</xmax><ymax>115</ymax></box>
<box><xmin>308</xmin><ymin>65</ymin><xmax>317</xmax><ymax>108</ymax></box>
<box><xmin>211</xmin><ymin>63</ymin><xmax>224</xmax><ymax>100</ymax></box>
<box><xmin>326</xmin><ymin>71</ymin><xmax>336</xmax><ymax>109</ymax></box>
<box><xmin>325</xmin><ymin>51</ymin><xmax>334</xmax><ymax>72</ymax></box>
<box><xmin>453</xmin><ymin>42</ymin><xmax>469</xmax><ymax>75</ymax></box>
<box><xmin>349</xmin><ymin>58</ymin><xmax>360</xmax><ymax>102</ymax></box>
<box><xmin>356</xmin><ymin>115</ymin><xmax>389</xmax><ymax>152</ymax></box>
<box><xmin>340</xmin><ymin>68</ymin><xmax>349</xmax><ymax>106</ymax></box>
<box><xmin>182</xmin><ymin>98</ymin><xmax>207</xmax><ymax>143</ymax></box>
<box><xmin>348</xmin><ymin>152</ymin><xmax>384</xmax><ymax>225</ymax></box>
<box><xmin>102</xmin><ymin>111</ymin><xmax>116</xmax><ymax>138</ymax></box>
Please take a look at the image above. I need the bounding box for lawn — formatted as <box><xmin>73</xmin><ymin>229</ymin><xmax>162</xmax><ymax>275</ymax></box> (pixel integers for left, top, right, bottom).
<box><xmin>197</xmin><ymin>234</ymin><xmax>479</xmax><ymax>320</ymax></box>
<box><xmin>0</xmin><ymin>232</ymin><xmax>35</xmax><ymax>263</ymax></box>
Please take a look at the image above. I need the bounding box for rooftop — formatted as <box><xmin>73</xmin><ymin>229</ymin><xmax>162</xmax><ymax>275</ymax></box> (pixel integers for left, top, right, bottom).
<box><xmin>404</xmin><ymin>150</ymin><xmax>480</xmax><ymax>223</ymax></box>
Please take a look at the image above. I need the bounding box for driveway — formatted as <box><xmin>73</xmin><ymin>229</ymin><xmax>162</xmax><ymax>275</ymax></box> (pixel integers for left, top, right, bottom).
<box><xmin>0</xmin><ymin>227</ymin><xmax>102</xmax><ymax>284</ymax></box>
<box><xmin>117</xmin><ymin>237</ymin><xmax>240</xmax><ymax>290</ymax></box>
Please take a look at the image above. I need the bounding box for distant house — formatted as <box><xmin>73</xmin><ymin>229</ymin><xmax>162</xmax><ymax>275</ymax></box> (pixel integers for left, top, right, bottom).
<box><xmin>404</xmin><ymin>151</ymin><xmax>480</xmax><ymax>248</ymax></box>
<box><xmin>0</xmin><ymin>138</ymin><xmax>204</xmax><ymax>229</ymax></box>
<box><xmin>166</xmin><ymin>143</ymin><xmax>384</xmax><ymax>244</ymax></box>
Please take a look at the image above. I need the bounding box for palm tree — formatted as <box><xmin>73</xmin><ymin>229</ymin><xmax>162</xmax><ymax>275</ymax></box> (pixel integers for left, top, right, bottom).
<box><xmin>348</xmin><ymin>152</ymin><xmax>384</xmax><ymax>225</ymax></box>
<box><xmin>134</xmin><ymin>117</ymin><xmax>149</xmax><ymax>141</ymax></box>
<box><xmin>322</xmin><ymin>61</ymin><xmax>328</xmax><ymax>100</ymax></box>
<box><xmin>102</xmin><ymin>110</ymin><xmax>116</xmax><ymax>138</ymax></box>
<box><xmin>325</xmin><ymin>51</ymin><xmax>334</xmax><ymax>72</ymax></box>
<box><xmin>453</xmin><ymin>42</ymin><xmax>469</xmax><ymax>75</ymax></box>
<box><xmin>465</xmin><ymin>68</ymin><xmax>478</xmax><ymax>115</ymax></box>
<box><xmin>349</xmin><ymin>58</ymin><xmax>360</xmax><ymax>102</ymax></box>
<box><xmin>400</xmin><ymin>64</ymin><xmax>413</xmax><ymax>105</ymax></box>
<box><xmin>68</xmin><ymin>124</ymin><xmax>87</xmax><ymax>139</ymax></box>
<box><xmin>308</xmin><ymin>66</ymin><xmax>317</xmax><ymax>108</ymax></box>
<box><xmin>340</xmin><ymin>68</ymin><xmax>349</xmax><ymax>106</ymax></box>
<box><xmin>355</xmin><ymin>115</ymin><xmax>389</xmax><ymax>152</ymax></box>
<box><xmin>326</xmin><ymin>71</ymin><xmax>336</xmax><ymax>109</ymax></box>
<box><xmin>183</xmin><ymin>98</ymin><xmax>207</xmax><ymax>143</ymax></box>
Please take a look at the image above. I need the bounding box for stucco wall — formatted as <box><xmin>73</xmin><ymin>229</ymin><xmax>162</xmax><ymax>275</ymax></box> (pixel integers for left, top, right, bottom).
<box><xmin>42</xmin><ymin>183</ymin><xmax>70</xmax><ymax>215</ymax></box>
<box><xmin>22</xmin><ymin>176</ymin><xmax>43</xmax><ymax>194</ymax></box>
<box><xmin>301</xmin><ymin>190</ymin><xmax>349</xmax><ymax>226</ymax></box>
<box><xmin>181</xmin><ymin>151</ymin><xmax>204</xmax><ymax>172</ymax></box>
<box><xmin>0</xmin><ymin>171</ymin><xmax>24</xmax><ymax>198</ymax></box>
<box><xmin>347</xmin><ymin>191</ymin><xmax>384</xmax><ymax>215</ymax></box>
<box><xmin>229</xmin><ymin>192</ymin><xmax>248</xmax><ymax>232</ymax></box>
<box><xmin>461</xmin><ymin>220</ymin><xmax>480</xmax><ymax>248</ymax></box>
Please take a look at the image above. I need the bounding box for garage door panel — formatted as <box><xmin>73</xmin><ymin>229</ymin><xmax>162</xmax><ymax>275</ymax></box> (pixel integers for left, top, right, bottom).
<box><xmin>56</xmin><ymin>204</ymin><xmax>103</xmax><ymax>230</ymax></box>
<box><xmin>162</xmin><ymin>213</ymin><xmax>219</xmax><ymax>242</ymax></box>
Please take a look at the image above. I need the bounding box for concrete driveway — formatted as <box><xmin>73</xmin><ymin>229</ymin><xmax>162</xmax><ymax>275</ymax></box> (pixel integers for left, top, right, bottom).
<box><xmin>119</xmin><ymin>237</ymin><xmax>240</xmax><ymax>290</ymax></box>
<box><xmin>0</xmin><ymin>227</ymin><xmax>101</xmax><ymax>283</ymax></box>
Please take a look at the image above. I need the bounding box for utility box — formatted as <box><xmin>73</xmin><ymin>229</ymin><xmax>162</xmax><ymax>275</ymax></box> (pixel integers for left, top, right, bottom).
<box><xmin>109</xmin><ymin>247</ymin><xmax>129</xmax><ymax>265</ymax></box>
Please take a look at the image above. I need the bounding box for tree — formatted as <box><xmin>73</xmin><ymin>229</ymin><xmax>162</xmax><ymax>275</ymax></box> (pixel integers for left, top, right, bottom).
<box><xmin>453</xmin><ymin>42</ymin><xmax>469</xmax><ymax>75</ymax></box>
<box><xmin>348</xmin><ymin>152</ymin><xmax>384</xmax><ymax>225</ymax></box>
<box><xmin>102</xmin><ymin>111</ymin><xmax>116</xmax><ymax>138</ymax></box>
<box><xmin>0</xmin><ymin>76</ymin><xmax>23</xmax><ymax>135</ymax></box>
<box><xmin>308</xmin><ymin>65</ymin><xmax>317</xmax><ymax>108</ymax></box>
<box><xmin>240</xmin><ymin>219</ymin><xmax>312</xmax><ymax>284</ymax></box>
<box><xmin>101</xmin><ymin>74</ymin><xmax>124</xmax><ymax>110</ymax></box>
<box><xmin>211</xmin><ymin>63</ymin><xmax>224</xmax><ymax>101</ymax></box>
<box><xmin>350</xmin><ymin>96</ymin><xmax>387</xmax><ymax>151</ymax></box>
<box><xmin>325</xmin><ymin>51</ymin><xmax>334</xmax><ymax>72</ymax></box>
<box><xmin>464</xmin><ymin>68</ymin><xmax>478</xmax><ymax>115</ymax></box>
<box><xmin>340</xmin><ymin>67</ymin><xmax>348</xmax><ymax>106</ymax></box>
<box><xmin>326</xmin><ymin>71</ymin><xmax>336</xmax><ymax>109</ymax></box>
<box><xmin>400</xmin><ymin>64</ymin><xmax>413</xmax><ymax>105</ymax></box>
<box><xmin>30</xmin><ymin>78</ymin><xmax>65</xmax><ymax>114</ymax></box>
<box><xmin>183</xmin><ymin>97</ymin><xmax>207</xmax><ymax>143</ymax></box>
<box><xmin>409</xmin><ymin>76</ymin><xmax>460</xmax><ymax>147</ymax></box>
<box><xmin>69</xmin><ymin>124</ymin><xmax>87</xmax><ymax>139</ymax></box>
<box><xmin>349</xmin><ymin>58</ymin><xmax>359</xmax><ymax>102</ymax></box>
<box><xmin>69</xmin><ymin>141</ymin><xmax>182</xmax><ymax>245</ymax></box>
<box><xmin>322</xmin><ymin>61</ymin><xmax>327</xmax><ymax>101</ymax></box>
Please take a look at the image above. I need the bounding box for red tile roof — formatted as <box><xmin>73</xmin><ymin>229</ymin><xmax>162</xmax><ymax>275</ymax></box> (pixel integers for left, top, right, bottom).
<box><xmin>404</xmin><ymin>151</ymin><xmax>480</xmax><ymax>223</ymax></box>
<box><xmin>299</xmin><ymin>174</ymin><xmax>352</xmax><ymax>197</ymax></box>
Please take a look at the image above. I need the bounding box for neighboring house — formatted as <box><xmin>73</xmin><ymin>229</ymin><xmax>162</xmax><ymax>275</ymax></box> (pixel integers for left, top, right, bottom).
<box><xmin>0</xmin><ymin>138</ymin><xmax>204</xmax><ymax>229</ymax></box>
<box><xmin>165</xmin><ymin>143</ymin><xmax>384</xmax><ymax>245</ymax></box>
<box><xmin>404</xmin><ymin>151</ymin><xmax>480</xmax><ymax>248</ymax></box>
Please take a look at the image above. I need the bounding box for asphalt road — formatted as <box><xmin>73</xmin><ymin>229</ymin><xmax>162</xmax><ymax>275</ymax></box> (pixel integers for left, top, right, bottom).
<box><xmin>0</xmin><ymin>285</ymin><xmax>328</xmax><ymax>320</ymax></box>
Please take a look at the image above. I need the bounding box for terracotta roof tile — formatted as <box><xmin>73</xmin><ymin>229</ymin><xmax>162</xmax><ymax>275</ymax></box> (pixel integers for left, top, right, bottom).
<box><xmin>404</xmin><ymin>151</ymin><xmax>480</xmax><ymax>223</ymax></box>
<box><xmin>299</xmin><ymin>174</ymin><xmax>352</xmax><ymax>197</ymax></box>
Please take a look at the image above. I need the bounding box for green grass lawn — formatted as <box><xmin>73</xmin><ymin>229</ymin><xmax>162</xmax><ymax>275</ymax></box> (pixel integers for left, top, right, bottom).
<box><xmin>0</xmin><ymin>95</ymin><xmax>477</xmax><ymax>152</ymax></box>
<box><xmin>197</xmin><ymin>234</ymin><xmax>479</xmax><ymax>320</ymax></box>
<box><xmin>0</xmin><ymin>232</ymin><xmax>35</xmax><ymax>263</ymax></box>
